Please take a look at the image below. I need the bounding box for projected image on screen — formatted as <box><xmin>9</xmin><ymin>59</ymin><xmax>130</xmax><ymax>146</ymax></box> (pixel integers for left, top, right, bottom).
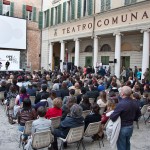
<box><xmin>0</xmin><ymin>16</ymin><xmax>26</xmax><ymax>49</ymax></box>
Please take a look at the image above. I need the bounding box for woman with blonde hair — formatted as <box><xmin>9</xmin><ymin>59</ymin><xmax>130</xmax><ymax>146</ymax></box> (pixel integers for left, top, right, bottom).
<box><xmin>45</xmin><ymin>97</ymin><xmax>62</xmax><ymax>119</ymax></box>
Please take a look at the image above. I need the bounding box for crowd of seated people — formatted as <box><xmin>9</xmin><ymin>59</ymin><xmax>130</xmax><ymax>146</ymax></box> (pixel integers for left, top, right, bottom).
<box><xmin>0</xmin><ymin>67</ymin><xmax>149</xmax><ymax>149</ymax></box>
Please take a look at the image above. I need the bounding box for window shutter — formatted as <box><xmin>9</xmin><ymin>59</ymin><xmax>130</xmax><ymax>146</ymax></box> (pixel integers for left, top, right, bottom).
<box><xmin>71</xmin><ymin>0</ymin><xmax>75</xmax><ymax>20</ymax></box>
<box><xmin>32</xmin><ymin>7</ymin><xmax>36</xmax><ymax>21</ymax></box>
<box><xmin>51</xmin><ymin>7</ymin><xmax>54</xmax><ymax>26</ymax></box>
<box><xmin>0</xmin><ymin>0</ymin><xmax>2</xmax><ymax>15</ymax></box>
<box><xmin>77</xmin><ymin>0</ymin><xmax>81</xmax><ymax>18</ymax></box>
<box><xmin>22</xmin><ymin>5</ymin><xmax>26</xmax><ymax>19</ymax></box>
<box><xmin>88</xmin><ymin>0</ymin><xmax>93</xmax><ymax>15</ymax></box>
<box><xmin>38</xmin><ymin>11</ymin><xmax>43</xmax><ymax>29</ymax></box>
<box><xmin>125</xmin><ymin>0</ymin><xmax>130</xmax><ymax>5</ymax></box>
<box><xmin>131</xmin><ymin>0</ymin><xmax>137</xmax><ymax>4</ymax></box>
<box><xmin>46</xmin><ymin>9</ymin><xmax>50</xmax><ymax>27</ymax></box>
<box><xmin>10</xmin><ymin>2</ymin><xmax>14</xmax><ymax>17</ymax></box>
<box><xmin>101</xmin><ymin>0</ymin><xmax>105</xmax><ymax>12</ymax></box>
<box><xmin>106</xmin><ymin>0</ymin><xmax>110</xmax><ymax>10</ymax></box>
<box><xmin>58</xmin><ymin>4</ymin><xmax>61</xmax><ymax>24</ymax></box>
<box><xmin>63</xmin><ymin>2</ymin><xmax>66</xmax><ymax>22</ymax></box>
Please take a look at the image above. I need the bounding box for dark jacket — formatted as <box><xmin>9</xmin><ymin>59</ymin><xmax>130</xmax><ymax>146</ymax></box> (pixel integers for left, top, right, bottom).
<box><xmin>110</xmin><ymin>97</ymin><xmax>141</xmax><ymax>127</ymax></box>
<box><xmin>35</xmin><ymin>91</ymin><xmax>49</xmax><ymax>104</ymax></box>
<box><xmin>55</xmin><ymin>116</ymin><xmax>84</xmax><ymax>138</ymax></box>
<box><xmin>79</xmin><ymin>102</ymin><xmax>91</xmax><ymax>111</ymax></box>
<box><xmin>59</xmin><ymin>88</ymin><xmax>69</xmax><ymax>99</ymax></box>
<box><xmin>85</xmin><ymin>113</ymin><xmax>101</xmax><ymax>129</ymax></box>
<box><xmin>86</xmin><ymin>90</ymin><xmax>99</xmax><ymax>102</ymax></box>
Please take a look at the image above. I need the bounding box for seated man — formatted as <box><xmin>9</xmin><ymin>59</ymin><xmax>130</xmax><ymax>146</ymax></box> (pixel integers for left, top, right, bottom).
<box><xmin>52</xmin><ymin>104</ymin><xmax>84</xmax><ymax>149</ymax></box>
<box><xmin>25</xmin><ymin>106</ymin><xmax>53</xmax><ymax>150</ymax></box>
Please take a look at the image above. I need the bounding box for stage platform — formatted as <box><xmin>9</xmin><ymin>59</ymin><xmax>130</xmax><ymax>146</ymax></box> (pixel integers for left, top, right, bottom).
<box><xmin>0</xmin><ymin>69</ymin><xmax>24</xmax><ymax>74</ymax></box>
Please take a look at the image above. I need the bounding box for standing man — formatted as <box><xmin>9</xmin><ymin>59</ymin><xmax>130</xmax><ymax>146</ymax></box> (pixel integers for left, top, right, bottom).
<box><xmin>134</xmin><ymin>66</ymin><xmax>138</xmax><ymax>78</ymax></box>
<box><xmin>110</xmin><ymin>86</ymin><xmax>141</xmax><ymax>150</ymax></box>
<box><xmin>5</xmin><ymin>61</ymin><xmax>10</xmax><ymax>70</ymax></box>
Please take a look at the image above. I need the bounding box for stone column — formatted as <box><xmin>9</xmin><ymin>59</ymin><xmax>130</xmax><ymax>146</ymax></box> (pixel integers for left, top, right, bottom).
<box><xmin>74</xmin><ymin>38</ymin><xmax>80</xmax><ymax>67</ymax></box>
<box><xmin>93</xmin><ymin>36</ymin><xmax>99</xmax><ymax>70</ymax></box>
<box><xmin>141</xmin><ymin>29</ymin><xmax>150</xmax><ymax>79</ymax></box>
<box><xmin>60</xmin><ymin>41</ymin><xmax>65</xmax><ymax>71</ymax></box>
<box><xmin>49</xmin><ymin>42</ymin><xmax>54</xmax><ymax>70</ymax></box>
<box><xmin>114</xmin><ymin>32</ymin><xmax>122</xmax><ymax>78</ymax></box>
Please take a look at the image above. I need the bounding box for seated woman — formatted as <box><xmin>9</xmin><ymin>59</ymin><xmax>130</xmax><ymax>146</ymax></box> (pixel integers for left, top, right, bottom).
<box><xmin>97</xmin><ymin>91</ymin><xmax>109</xmax><ymax>115</ymax></box>
<box><xmin>140</xmin><ymin>92</ymin><xmax>150</xmax><ymax>107</ymax></box>
<box><xmin>53</xmin><ymin>104</ymin><xmax>84</xmax><ymax>149</ymax></box>
<box><xmin>45</xmin><ymin>97</ymin><xmax>62</xmax><ymax>119</ymax></box>
<box><xmin>85</xmin><ymin>104</ymin><xmax>101</xmax><ymax>129</ymax></box>
<box><xmin>17</xmin><ymin>98</ymin><xmax>37</xmax><ymax>133</ymax></box>
<box><xmin>14</xmin><ymin>87</ymin><xmax>29</xmax><ymax>117</ymax></box>
<box><xmin>79</xmin><ymin>94</ymin><xmax>91</xmax><ymax>111</ymax></box>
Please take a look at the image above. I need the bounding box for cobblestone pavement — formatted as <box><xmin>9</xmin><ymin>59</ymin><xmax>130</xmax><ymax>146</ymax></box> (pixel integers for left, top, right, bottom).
<box><xmin>0</xmin><ymin>104</ymin><xmax>150</xmax><ymax>150</ymax></box>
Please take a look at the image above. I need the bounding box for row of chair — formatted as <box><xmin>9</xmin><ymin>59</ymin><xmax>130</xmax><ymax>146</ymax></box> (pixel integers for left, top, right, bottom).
<box><xmin>19</xmin><ymin>119</ymin><xmax>104</xmax><ymax>150</ymax></box>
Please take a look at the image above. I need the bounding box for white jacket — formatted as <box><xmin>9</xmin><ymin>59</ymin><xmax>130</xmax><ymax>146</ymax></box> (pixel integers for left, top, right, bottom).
<box><xmin>106</xmin><ymin>117</ymin><xmax>121</xmax><ymax>149</ymax></box>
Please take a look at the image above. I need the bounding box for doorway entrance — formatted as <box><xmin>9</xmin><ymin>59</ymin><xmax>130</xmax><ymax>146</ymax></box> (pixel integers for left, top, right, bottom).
<box><xmin>121</xmin><ymin>56</ymin><xmax>130</xmax><ymax>69</ymax></box>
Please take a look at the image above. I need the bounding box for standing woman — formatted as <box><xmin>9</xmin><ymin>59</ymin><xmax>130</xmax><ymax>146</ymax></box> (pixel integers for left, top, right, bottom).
<box><xmin>120</xmin><ymin>67</ymin><xmax>126</xmax><ymax>83</ymax></box>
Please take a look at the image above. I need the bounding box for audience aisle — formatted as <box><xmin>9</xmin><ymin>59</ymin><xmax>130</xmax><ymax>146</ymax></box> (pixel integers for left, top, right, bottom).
<box><xmin>0</xmin><ymin>104</ymin><xmax>150</xmax><ymax>150</ymax></box>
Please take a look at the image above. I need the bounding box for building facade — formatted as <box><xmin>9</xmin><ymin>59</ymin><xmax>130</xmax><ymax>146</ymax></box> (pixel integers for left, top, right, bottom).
<box><xmin>0</xmin><ymin>0</ymin><xmax>42</xmax><ymax>71</ymax></box>
<box><xmin>41</xmin><ymin>0</ymin><xmax>150</xmax><ymax>79</ymax></box>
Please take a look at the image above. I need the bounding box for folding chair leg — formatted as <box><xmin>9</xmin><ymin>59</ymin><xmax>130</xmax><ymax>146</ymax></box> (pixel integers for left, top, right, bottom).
<box><xmin>102</xmin><ymin>140</ymin><xmax>104</xmax><ymax>147</ymax></box>
<box><xmin>77</xmin><ymin>141</ymin><xmax>81</xmax><ymax>150</ymax></box>
<box><xmin>59</xmin><ymin>141</ymin><xmax>64</xmax><ymax>150</ymax></box>
<box><xmin>19</xmin><ymin>134</ymin><xmax>22</xmax><ymax>148</ymax></box>
<box><xmin>98</xmin><ymin>140</ymin><xmax>101</xmax><ymax>148</ymax></box>
<box><xmin>81</xmin><ymin>141</ymin><xmax>86</xmax><ymax>150</ymax></box>
<box><xmin>136</xmin><ymin>121</ymin><xmax>139</xmax><ymax>129</ymax></box>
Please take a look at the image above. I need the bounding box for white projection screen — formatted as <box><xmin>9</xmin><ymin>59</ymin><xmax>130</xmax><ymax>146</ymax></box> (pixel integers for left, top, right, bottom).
<box><xmin>0</xmin><ymin>50</ymin><xmax>20</xmax><ymax>70</ymax></box>
<box><xmin>0</xmin><ymin>16</ymin><xmax>26</xmax><ymax>49</ymax></box>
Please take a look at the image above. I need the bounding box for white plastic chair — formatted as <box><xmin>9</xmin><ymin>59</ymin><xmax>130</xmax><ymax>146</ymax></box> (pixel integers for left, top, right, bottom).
<box><xmin>82</xmin><ymin>110</ymin><xmax>91</xmax><ymax>118</ymax></box>
<box><xmin>0</xmin><ymin>91</ymin><xmax>5</xmax><ymax>104</ymax></box>
<box><xmin>84</xmin><ymin>121</ymin><xmax>104</xmax><ymax>148</ymax></box>
<box><xmin>141</xmin><ymin>105</ymin><xmax>149</xmax><ymax>124</ymax></box>
<box><xmin>19</xmin><ymin>120</ymin><xmax>33</xmax><ymax>148</ymax></box>
<box><xmin>7</xmin><ymin>98</ymin><xmax>15</xmax><ymax>116</ymax></box>
<box><xmin>50</xmin><ymin>116</ymin><xmax>61</xmax><ymax>129</ymax></box>
<box><xmin>59</xmin><ymin>126</ymin><xmax>85</xmax><ymax>150</ymax></box>
<box><xmin>29</xmin><ymin>96</ymin><xmax>35</xmax><ymax>104</ymax></box>
<box><xmin>32</xmin><ymin>130</ymin><xmax>54</xmax><ymax>149</ymax></box>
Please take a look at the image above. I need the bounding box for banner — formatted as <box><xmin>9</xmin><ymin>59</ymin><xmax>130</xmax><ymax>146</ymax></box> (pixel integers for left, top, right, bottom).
<box><xmin>0</xmin><ymin>50</ymin><xmax>20</xmax><ymax>70</ymax></box>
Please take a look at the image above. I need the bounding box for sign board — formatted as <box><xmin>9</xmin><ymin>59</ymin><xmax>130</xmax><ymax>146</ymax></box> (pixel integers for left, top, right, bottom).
<box><xmin>0</xmin><ymin>50</ymin><xmax>20</xmax><ymax>70</ymax></box>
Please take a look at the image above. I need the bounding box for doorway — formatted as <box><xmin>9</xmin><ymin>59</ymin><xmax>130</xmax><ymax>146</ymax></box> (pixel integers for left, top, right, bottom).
<box><xmin>121</xmin><ymin>56</ymin><xmax>130</xmax><ymax>69</ymax></box>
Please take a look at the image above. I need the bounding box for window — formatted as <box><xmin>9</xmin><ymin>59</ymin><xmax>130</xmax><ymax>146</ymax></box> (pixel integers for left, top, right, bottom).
<box><xmin>85</xmin><ymin>45</ymin><xmax>93</xmax><ymax>52</ymax></box>
<box><xmin>22</xmin><ymin>5</ymin><xmax>36</xmax><ymax>21</ymax></box>
<box><xmin>0</xmin><ymin>0</ymin><xmax>14</xmax><ymax>17</ymax></box>
<box><xmin>55</xmin><ymin>6</ymin><xmax>58</xmax><ymax>24</ymax></box>
<box><xmin>44</xmin><ymin>9</ymin><xmax>50</xmax><ymax>28</ymax></box>
<box><xmin>101</xmin><ymin>0</ymin><xmax>110</xmax><ymax>12</ymax></box>
<box><xmin>125</xmin><ymin>0</ymin><xmax>137</xmax><ymax>5</ymax></box>
<box><xmin>101</xmin><ymin>56</ymin><xmax>109</xmax><ymax>65</ymax></box>
<box><xmin>85</xmin><ymin>56</ymin><xmax>93</xmax><ymax>67</ymax></box>
<box><xmin>67</xmin><ymin>1</ymin><xmax>71</xmax><ymax>21</ymax></box>
<box><xmin>100</xmin><ymin>44</ymin><xmax>111</xmax><ymax>51</ymax></box>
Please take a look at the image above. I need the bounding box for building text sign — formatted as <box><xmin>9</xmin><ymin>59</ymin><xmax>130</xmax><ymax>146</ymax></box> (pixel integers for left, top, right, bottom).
<box><xmin>50</xmin><ymin>4</ymin><xmax>150</xmax><ymax>40</ymax></box>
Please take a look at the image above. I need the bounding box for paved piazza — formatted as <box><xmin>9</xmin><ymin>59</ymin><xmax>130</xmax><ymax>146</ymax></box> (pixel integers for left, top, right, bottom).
<box><xmin>0</xmin><ymin>105</ymin><xmax>150</xmax><ymax>150</ymax></box>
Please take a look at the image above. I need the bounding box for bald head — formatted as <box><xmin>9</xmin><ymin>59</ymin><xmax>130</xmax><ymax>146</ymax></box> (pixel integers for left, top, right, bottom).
<box><xmin>121</xmin><ymin>86</ymin><xmax>132</xmax><ymax>98</ymax></box>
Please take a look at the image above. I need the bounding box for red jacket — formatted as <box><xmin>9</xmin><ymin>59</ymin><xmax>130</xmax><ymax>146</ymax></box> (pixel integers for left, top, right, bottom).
<box><xmin>45</xmin><ymin>107</ymin><xmax>62</xmax><ymax>119</ymax></box>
